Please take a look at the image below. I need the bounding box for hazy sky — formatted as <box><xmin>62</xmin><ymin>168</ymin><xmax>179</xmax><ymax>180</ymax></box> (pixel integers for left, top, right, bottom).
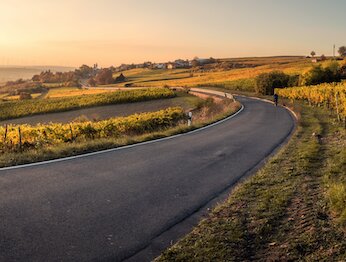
<box><xmin>1</xmin><ymin>0</ymin><xmax>345</xmax><ymax>67</ymax></box>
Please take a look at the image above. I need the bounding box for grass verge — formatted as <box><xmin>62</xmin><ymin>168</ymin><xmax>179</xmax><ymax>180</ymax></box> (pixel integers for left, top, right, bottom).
<box><xmin>157</xmin><ymin>101</ymin><xmax>346</xmax><ymax>261</ymax></box>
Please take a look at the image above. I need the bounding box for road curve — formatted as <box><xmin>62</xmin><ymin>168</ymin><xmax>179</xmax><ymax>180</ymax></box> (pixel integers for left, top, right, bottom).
<box><xmin>0</xmin><ymin>96</ymin><xmax>295</xmax><ymax>261</ymax></box>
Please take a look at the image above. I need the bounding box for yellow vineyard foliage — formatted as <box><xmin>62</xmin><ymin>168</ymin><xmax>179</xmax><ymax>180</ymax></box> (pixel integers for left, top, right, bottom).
<box><xmin>0</xmin><ymin>88</ymin><xmax>175</xmax><ymax>121</ymax></box>
<box><xmin>276</xmin><ymin>82</ymin><xmax>346</xmax><ymax>118</ymax></box>
<box><xmin>0</xmin><ymin>107</ymin><xmax>185</xmax><ymax>152</ymax></box>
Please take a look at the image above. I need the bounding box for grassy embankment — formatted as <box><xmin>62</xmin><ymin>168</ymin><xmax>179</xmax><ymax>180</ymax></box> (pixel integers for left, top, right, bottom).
<box><xmin>0</xmin><ymin>94</ymin><xmax>240</xmax><ymax>167</ymax></box>
<box><xmin>0</xmin><ymin>88</ymin><xmax>175</xmax><ymax>120</ymax></box>
<box><xmin>157</xmin><ymin>99</ymin><xmax>346</xmax><ymax>261</ymax></box>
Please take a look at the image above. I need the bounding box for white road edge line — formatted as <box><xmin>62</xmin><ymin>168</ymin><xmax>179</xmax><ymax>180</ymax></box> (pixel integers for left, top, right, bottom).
<box><xmin>0</xmin><ymin>101</ymin><xmax>244</xmax><ymax>171</ymax></box>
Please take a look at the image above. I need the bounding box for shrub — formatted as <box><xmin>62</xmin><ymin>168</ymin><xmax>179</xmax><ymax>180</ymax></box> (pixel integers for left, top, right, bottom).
<box><xmin>288</xmin><ymin>74</ymin><xmax>300</xmax><ymax>87</ymax></box>
<box><xmin>88</xmin><ymin>78</ymin><xmax>97</xmax><ymax>87</ymax></box>
<box><xmin>255</xmin><ymin>71</ymin><xmax>289</xmax><ymax>95</ymax></box>
<box><xmin>300</xmin><ymin>62</ymin><xmax>341</xmax><ymax>86</ymax></box>
<box><xmin>340</xmin><ymin>64</ymin><xmax>346</xmax><ymax>79</ymax></box>
<box><xmin>19</xmin><ymin>92</ymin><xmax>32</xmax><ymax>100</ymax></box>
<box><xmin>95</xmin><ymin>68</ymin><xmax>114</xmax><ymax>85</ymax></box>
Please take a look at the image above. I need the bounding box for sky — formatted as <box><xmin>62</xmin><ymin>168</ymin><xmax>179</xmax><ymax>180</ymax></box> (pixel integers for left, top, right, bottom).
<box><xmin>0</xmin><ymin>0</ymin><xmax>345</xmax><ymax>67</ymax></box>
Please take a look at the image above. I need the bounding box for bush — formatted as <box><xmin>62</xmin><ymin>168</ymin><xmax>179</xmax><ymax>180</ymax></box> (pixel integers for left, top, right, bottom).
<box><xmin>341</xmin><ymin>64</ymin><xmax>346</xmax><ymax>79</ymax></box>
<box><xmin>255</xmin><ymin>71</ymin><xmax>289</xmax><ymax>95</ymax></box>
<box><xmin>19</xmin><ymin>92</ymin><xmax>32</xmax><ymax>100</ymax></box>
<box><xmin>300</xmin><ymin>62</ymin><xmax>341</xmax><ymax>86</ymax></box>
<box><xmin>288</xmin><ymin>74</ymin><xmax>300</xmax><ymax>87</ymax></box>
<box><xmin>95</xmin><ymin>68</ymin><xmax>114</xmax><ymax>85</ymax></box>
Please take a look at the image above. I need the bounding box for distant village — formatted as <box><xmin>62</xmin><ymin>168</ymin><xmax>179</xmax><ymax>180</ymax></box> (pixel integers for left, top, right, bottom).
<box><xmin>113</xmin><ymin>57</ymin><xmax>217</xmax><ymax>72</ymax></box>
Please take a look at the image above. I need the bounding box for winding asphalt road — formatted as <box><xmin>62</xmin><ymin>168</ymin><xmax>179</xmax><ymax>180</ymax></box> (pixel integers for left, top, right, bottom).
<box><xmin>0</xmin><ymin>96</ymin><xmax>295</xmax><ymax>262</ymax></box>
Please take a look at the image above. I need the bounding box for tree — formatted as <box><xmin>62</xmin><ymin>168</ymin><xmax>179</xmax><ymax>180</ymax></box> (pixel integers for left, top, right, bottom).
<box><xmin>78</xmin><ymin>65</ymin><xmax>93</xmax><ymax>78</ymax></box>
<box><xmin>340</xmin><ymin>64</ymin><xmax>346</xmax><ymax>79</ymax></box>
<box><xmin>320</xmin><ymin>54</ymin><xmax>327</xmax><ymax>61</ymax></box>
<box><xmin>287</xmin><ymin>74</ymin><xmax>300</xmax><ymax>87</ymax></box>
<box><xmin>324</xmin><ymin>61</ymin><xmax>341</xmax><ymax>82</ymax></box>
<box><xmin>255</xmin><ymin>71</ymin><xmax>289</xmax><ymax>95</ymax></box>
<box><xmin>338</xmin><ymin>46</ymin><xmax>346</xmax><ymax>57</ymax></box>
<box><xmin>300</xmin><ymin>62</ymin><xmax>341</xmax><ymax>86</ymax></box>
<box><xmin>300</xmin><ymin>65</ymin><xmax>325</xmax><ymax>86</ymax></box>
<box><xmin>310</xmin><ymin>51</ymin><xmax>316</xmax><ymax>57</ymax></box>
<box><xmin>94</xmin><ymin>68</ymin><xmax>114</xmax><ymax>85</ymax></box>
<box><xmin>32</xmin><ymin>75</ymin><xmax>40</xmax><ymax>82</ymax></box>
<box><xmin>191</xmin><ymin>59</ymin><xmax>200</xmax><ymax>67</ymax></box>
<box><xmin>87</xmin><ymin>78</ymin><xmax>97</xmax><ymax>87</ymax></box>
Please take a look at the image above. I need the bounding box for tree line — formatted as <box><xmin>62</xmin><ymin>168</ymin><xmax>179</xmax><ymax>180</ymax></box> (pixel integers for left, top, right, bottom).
<box><xmin>256</xmin><ymin>60</ymin><xmax>346</xmax><ymax>95</ymax></box>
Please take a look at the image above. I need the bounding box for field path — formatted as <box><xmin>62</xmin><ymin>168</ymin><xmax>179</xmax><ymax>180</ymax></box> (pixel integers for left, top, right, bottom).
<box><xmin>0</xmin><ymin>94</ymin><xmax>295</xmax><ymax>261</ymax></box>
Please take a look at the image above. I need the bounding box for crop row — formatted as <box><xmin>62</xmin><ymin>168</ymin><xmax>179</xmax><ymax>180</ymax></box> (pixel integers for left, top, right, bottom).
<box><xmin>275</xmin><ymin>82</ymin><xmax>346</xmax><ymax>119</ymax></box>
<box><xmin>0</xmin><ymin>88</ymin><xmax>175</xmax><ymax>120</ymax></box>
<box><xmin>0</xmin><ymin>107</ymin><xmax>185</xmax><ymax>152</ymax></box>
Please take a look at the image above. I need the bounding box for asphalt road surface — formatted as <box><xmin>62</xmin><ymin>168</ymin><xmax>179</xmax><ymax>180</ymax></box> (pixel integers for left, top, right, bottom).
<box><xmin>0</xmin><ymin>96</ymin><xmax>295</xmax><ymax>261</ymax></box>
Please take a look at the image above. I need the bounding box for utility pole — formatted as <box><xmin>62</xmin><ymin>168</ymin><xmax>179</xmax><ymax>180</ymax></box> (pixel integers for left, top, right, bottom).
<box><xmin>333</xmin><ymin>44</ymin><xmax>335</xmax><ymax>59</ymax></box>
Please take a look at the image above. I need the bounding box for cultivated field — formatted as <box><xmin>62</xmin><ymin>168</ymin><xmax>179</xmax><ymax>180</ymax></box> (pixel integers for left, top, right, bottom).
<box><xmin>1</xmin><ymin>107</ymin><xmax>186</xmax><ymax>152</ymax></box>
<box><xmin>0</xmin><ymin>92</ymin><xmax>202</xmax><ymax>126</ymax></box>
<box><xmin>0</xmin><ymin>88</ymin><xmax>175</xmax><ymax>120</ymax></box>
<box><xmin>276</xmin><ymin>82</ymin><xmax>346</xmax><ymax>118</ymax></box>
<box><xmin>109</xmin><ymin>56</ymin><xmax>327</xmax><ymax>91</ymax></box>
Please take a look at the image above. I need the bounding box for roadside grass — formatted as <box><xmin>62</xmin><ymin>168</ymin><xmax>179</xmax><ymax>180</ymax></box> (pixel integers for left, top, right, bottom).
<box><xmin>157</xmin><ymin>101</ymin><xmax>346</xmax><ymax>261</ymax></box>
<box><xmin>322</xmin><ymin>119</ymin><xmax>346</xmax><ymax>227</ymax></box>
<box><xmin>0</xmin><ymin>98</ymin><xmax>240</xmax><ymax>168</ymax></box>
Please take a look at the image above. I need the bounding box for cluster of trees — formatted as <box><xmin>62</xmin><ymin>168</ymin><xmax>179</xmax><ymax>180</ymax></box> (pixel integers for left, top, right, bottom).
<box><xmin>31</xmin><ymin>64</ymin><xmax>98</xmax><ymax>87</ymax></box>
<box><xmin>88</xmin><ymin>69</ymin><xmax>126</xmax><ymax>86</ymax></box>
<box><xmin>4</xmin><ymin>79</ymin><xmax>26</xmax><ymax>86</ymax></box>
<box><xmin>338</xmin><ymin>46</ymin><xmax>346</xmax><ymax>57</ymax></box>
<box><xmin>32</xmin><ymin>70</ymin><xmax>80</xmax><ymax>87</ymax></box>
<box><xmin>256</xmin><ymin>61</ymin><xmax>346</xmax><ymax>95</ymax></box>
<box><xmin>300</xmin><ymin>62</ymin><xmax>343</xmax><ymax>86</ymax></box>
<box><xmin>255</xmin><ymin>71</ymin><xmax>299</xmax><ymax>95</ymax></box>
<box><xmin>310</xmin><ymin>46</ymin><xmax>346</xmax><ymax>59</ymax></box>
<box><xmin>0</xmin><ymin>81</ymin><xmax>46</xmax><ymax>96</ymax></box>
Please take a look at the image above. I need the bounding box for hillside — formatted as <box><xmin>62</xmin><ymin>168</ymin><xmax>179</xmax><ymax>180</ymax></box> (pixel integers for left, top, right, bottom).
<box><xmin>108</xmin><ymin>56</ymin><xmax>330</xmax><ymax>91</ymax></box>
